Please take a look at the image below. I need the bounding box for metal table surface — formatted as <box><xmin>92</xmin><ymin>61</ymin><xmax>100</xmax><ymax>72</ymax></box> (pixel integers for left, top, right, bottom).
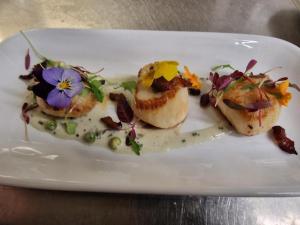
<box><xmin>0</xmin><ymin>0</ymin><xmax>300</xmax><ymax>224</ymax></box>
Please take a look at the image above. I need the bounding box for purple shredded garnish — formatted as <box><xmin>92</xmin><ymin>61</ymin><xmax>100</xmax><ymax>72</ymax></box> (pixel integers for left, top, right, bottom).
<box><xmin>25</xmin><ymin>49</ymin><xmax>30</xmax><ymax>70</ymax></box>
<box><xmin>245</xmin><ymin>59</ymin><xmax>257</xmax><ymax>73</ymax></box>
<box><xmin>247</xmin><ymin>100</ymin><xmax>272</xmax><ymax>111</ymax></box>
<box><xmin>223</xmin><ymin>99</ymin><xmax>271</xmax><ymax>111</ymax></box>
<box><xmin>100</xmin><ymin>116</ymin><xmax>122</xmax><ymax>130</ymax></box>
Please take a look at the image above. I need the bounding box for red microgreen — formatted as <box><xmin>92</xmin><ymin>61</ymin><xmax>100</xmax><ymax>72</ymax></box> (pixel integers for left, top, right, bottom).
<box><xmin>245</xmin><ymin>59</ymin><xmax>257</xmax><ymax>73</ymax></box>
<box><xmin>126</xmin><ymin>128</ymin><xmax>136</xmax><ymax>146</ymax></box>
<box><xmin>109</xmin><ymin>92</ymin><xmax>142</xmax><ymax>155</ymax></box>
<box><xmin>21</xmin><ymin>102</ymin><xmax>38</xmax><ymax>124</ymax></box>
<box><xmin>100</xmin><ymin>116</ymin><xmax>122</xmax><ymax>130</ymax></box>
<box><xmin>125</xmin><ymin>127</ymin><xmax>142</xmax><ymax>155</ymax></box>
<box><xmin>272</xmin><ymin>126</ymin><xmax>297</xmax><ymax>155</ymax></box>
<box><xmin>289</xmin><ymin>82</ymin><xmax>300</xmax><ymax>92</ymax></box>
<box><xmin>216</xmin><ymin>76</ymin><xmax>233</xmax><ymax>91</ymax></box>
<box><xmin>229</xmin><ymin>70</ymin><xmax>244</xmax><ymax>80</ymax></box>
<box><xmin>25</xmin><ymin>48</ymin><xmax>30</xmax><ymax>70</ymax></box>
<box><xmin>209</xmin><ymin>71</ymin><xmax>244</xmax><ymax>92</ymax></box>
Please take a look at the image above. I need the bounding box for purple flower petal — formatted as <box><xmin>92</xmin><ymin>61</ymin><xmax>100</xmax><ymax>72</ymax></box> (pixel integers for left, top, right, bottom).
<box><xmin>62</xmin><ymin>69</ymin><xmax>81</xmax><ymax>83</ymax></box>
<box><xmin>46</xmin><ymin>88</ymin><xmax>72</xmax><ymax>109</ymax></box>
<box><xmin>245</xmin><ymin>59</ymin><xmax>257</xmax><ymax>72</ymax></box>
<box><xmin>64</xmin><ymin>82</ymin><xmax>83</xmax><ymax>98</ymax></box>
<box><xmin>43</xmin><ymin>68</ymin><xmax>64</xmax><ymax>86</ymax></box>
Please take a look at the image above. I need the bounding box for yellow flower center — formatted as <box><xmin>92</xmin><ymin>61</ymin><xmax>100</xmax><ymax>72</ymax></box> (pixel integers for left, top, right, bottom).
<box><xmin>57</xmin><ymin>80</ymin><xmax>71</xmax><ymax>90</ymax></box>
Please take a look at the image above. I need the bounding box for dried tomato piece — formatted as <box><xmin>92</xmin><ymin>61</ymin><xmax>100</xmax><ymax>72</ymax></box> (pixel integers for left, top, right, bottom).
<box><xmin>100</xmin><ymin>116</ymin><xmax>122</xmax><ymax>130</ymax></box>
<box><xmin>272</xmin><ymin>126</ymin><xmax>297</xmax><ymax>155</ymax></box>
<box><xmin>278</xmin><ymin>137</ymin><xmax>297</xmax><ymax>155</ymax></box>
<box><xmin>188</xmin><ymin>88</ymin><xmax>201</xmax><ymax>96</ymax></box>
<box><xmin>272</xmin><ymin>126</ymin><xmax>286</xmax><ymax>140</ymax></box>
<box><xmin>109</xmin><ymin>93</ymin><xmax>126</xmax><ymax>102</ymax></box>
<box><xmin>151</xmin><ymin>77</ymin><xmax>171</xmax><ymax>92</ymax></box>
<box><xmin>116</xmin><ymin>98</ymin><xmax>134</xmax><ymax>123</ymax></box>
<box><xmin>200</xmin><ymin>93</ymin><xmax>210</xmax><ymax>107</ymax></box>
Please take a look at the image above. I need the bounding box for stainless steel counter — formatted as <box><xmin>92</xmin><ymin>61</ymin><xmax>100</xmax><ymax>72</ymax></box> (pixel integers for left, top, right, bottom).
<box><xmin>1</xmin><ymin>0</ymin><xmax>300</xmax><ymax>224</ymax></box>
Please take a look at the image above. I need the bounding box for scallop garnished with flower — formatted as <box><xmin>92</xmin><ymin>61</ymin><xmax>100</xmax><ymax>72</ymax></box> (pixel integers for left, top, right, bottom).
<box><xmin>133</xmin><ymin>61</ymin><xmax>201</xmax><ymax>128</ymax></box>
<box><xmin>19</xmin><ymin>32</ymin><xmax>105</xmax><ymax>118</ymax></box>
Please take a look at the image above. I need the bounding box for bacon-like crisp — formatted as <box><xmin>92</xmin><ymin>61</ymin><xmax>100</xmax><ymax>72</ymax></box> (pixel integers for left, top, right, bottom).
<box><xmin>135</xmin><ymin>77</ymin><xmax>185</xmax><ymax>110</ymax></box>
<box><xmin>100</xmin><ymin>116</ymin><xmax>122</xmax><ymax>130</ymax></box>
<box><xmin>200</xmin><ymin>93</ymin><xmax>210</xmax><ymax>107</ymax></box>
<box><xmin>272</xmin><ymin>126</ymin><xmax>297</xmax><ymax>155</ymax></box>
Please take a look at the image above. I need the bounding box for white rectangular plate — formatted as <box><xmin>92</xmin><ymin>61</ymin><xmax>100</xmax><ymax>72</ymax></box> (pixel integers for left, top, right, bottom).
<box><xmin>0</xmin><ymin>29</ymin><xmax>300</xmax><ymax>196</ymax></box>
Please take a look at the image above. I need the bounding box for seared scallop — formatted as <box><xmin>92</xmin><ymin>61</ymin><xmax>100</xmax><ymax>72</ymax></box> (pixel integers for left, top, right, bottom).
<box><xmin>36</xmin><ymin>92</ymin><xmax>97</xmax><ymax>118</ymax></box>
<box><xmin>217</xmin><ymin>77</ymin><xmax>281</xmax><ymax>136</ymax></box>
<box><xmin>133</xmin><ymin>63</ymin><xmax>189</xmax><ymax>128</ymax></box>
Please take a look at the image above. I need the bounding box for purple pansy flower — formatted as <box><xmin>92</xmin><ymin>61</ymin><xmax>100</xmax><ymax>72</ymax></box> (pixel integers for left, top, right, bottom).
<box><xmin>42</xmin><ymin>68</ymin><xmax>83</xmax><ymax>108</ymax></box>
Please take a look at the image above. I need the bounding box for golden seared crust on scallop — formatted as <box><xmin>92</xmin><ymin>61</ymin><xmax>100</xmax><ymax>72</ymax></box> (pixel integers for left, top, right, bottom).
<box><xmin>217</xmin><ymin>77</ymin><xmax>281</xmax><ymax>136</ymax></box>
<box><xmin>36</xmin><ymin>92</ymin><xmax>97</xmax><ymax>118</ymax></box>
<box><xmin>133</xmin><ymin>63</ymin><xmax>189</xmax><ymax>128</ymax></box>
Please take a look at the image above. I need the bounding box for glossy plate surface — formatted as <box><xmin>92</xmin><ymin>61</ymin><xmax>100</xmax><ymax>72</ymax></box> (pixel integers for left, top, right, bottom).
<box><xmin>0</xmin><ymin>29</ymin><xmax>299</xmax><ymax>195</ymax></box>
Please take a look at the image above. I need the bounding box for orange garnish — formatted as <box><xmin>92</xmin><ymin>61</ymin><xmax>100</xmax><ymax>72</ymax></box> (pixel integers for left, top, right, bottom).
<box><xmin>277</xmin><ymin>80</ymin><xmax>292</xmax><ymax>106</ymax></box>
<box><xmin>278</xmin><ymin>92</ymin><xmax>292</xmax><ymax>106</ymax></box>
<box><xmin>183</xmin><ymin>66</ymin><xmax>202</xmax><ymax>89</ymax></box>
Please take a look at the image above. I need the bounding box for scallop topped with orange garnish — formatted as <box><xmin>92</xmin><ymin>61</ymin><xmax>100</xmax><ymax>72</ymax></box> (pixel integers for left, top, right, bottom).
<box><xmin>133</xmin><ymin>61</ymin><xmax>202</xmax><ymax>128</ymax></box>
<box><xmin>203</xmin><ymin>59</ymin><xmax>299</xmax><ymax>136</ymax></box>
